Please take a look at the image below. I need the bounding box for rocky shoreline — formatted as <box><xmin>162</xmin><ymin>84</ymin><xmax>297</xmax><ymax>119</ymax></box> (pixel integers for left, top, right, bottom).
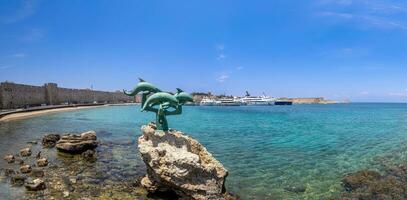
<box><xmin>1</xmin><ymin>126</ymin><xmax>238</xmax><ymax>200</ymax></box>
<box><xmin>4</xmin><ymin>126</ymin><xmax>407</xmax><ymax>199</ymax></box>
<box><xmin>1</xmin><ymin>131</ymin><xmax>150</xmax><ymax>200</ymax></box>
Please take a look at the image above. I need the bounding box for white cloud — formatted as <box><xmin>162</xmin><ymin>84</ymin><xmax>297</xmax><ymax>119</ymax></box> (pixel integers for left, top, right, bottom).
<box><xmin>21</xmin><ymin>28</ymin><xmax>44</xmax><ymax>42</ymax></box>
<box><xmin>217</xmin><ymin>53</ymin><xmax>226</xmax><ymax>60</ymax></box>
<box><xmin>217</xmin><ymin>75</ymin><xmax>229</xmax><ymax>83</ymax></box>
<box><xmin>388</xmin><ymin>92</ymin><xmax>407</xmax><ymax>97</ymax></box>
<box><xmin>216</xmin><ymin>44</ymin><xmax>224</xmax><ymax>51</ymax></box>
<box><xmin>0</xmin><ymin>65</ymin><xmax>12</xmax><ymax>70</ymax></box>
<box><xmin>10</xmin><ymin>53</ymin><xmax>26</xmax><ymax>58</ymax></box>
<box><xmin>388</xmin><ymin>88</ymin><xmax>407</xmax><ymax>97</ymax></box>
<box><xmin>2</xmin><ymin>0</ymin><xmax>40</xmax><ymax>24</ymax></box>
<box><xmin>316</xmin><ymin>0</ymin><xmax>407</xmax><ymax>30</ymax></box>
<box><xmin>318</xmin><ymin>11</ymin><xmax>354</xmax><ymax>19</ymax></box>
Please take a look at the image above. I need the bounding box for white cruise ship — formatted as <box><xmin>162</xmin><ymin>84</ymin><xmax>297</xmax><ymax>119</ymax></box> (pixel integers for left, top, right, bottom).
<box><xmin>200</xmin><ymin>97</ymin><xmax>219</xmax><ymax>106</ymax></box>
<box><xmin>218</xmin><ymin>97</ymin><xmax>241</xmax><ymax>106</ymax></box>
<box><xmin>240</xmin><ymin>91</ymin><xmax>275</xmax><ymax>106</ymax></box>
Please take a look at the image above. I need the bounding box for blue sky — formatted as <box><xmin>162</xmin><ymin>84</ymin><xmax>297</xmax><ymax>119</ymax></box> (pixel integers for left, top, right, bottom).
<box><xmin>1</xmin><ymin>0</ymin><xmax>407</xmax><ymax>102</ymax></box>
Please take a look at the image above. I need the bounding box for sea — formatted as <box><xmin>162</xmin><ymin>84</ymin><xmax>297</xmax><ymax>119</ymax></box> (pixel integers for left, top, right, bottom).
<box><xmin>1</xmin><ymin>103</ymin><xmax>407</xmax><ymax>199</ymax></box>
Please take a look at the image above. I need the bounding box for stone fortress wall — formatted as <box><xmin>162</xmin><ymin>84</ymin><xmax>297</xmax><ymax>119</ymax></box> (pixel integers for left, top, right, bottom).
<box><xmin>279</xmin><ymin>97</ymin><xmax>337</xmax><ymax>104</ymax></box>
<box><xmin>0</xmin><ymin>82</ymin><xmax>133</xmax><ymax>109</ymax></box>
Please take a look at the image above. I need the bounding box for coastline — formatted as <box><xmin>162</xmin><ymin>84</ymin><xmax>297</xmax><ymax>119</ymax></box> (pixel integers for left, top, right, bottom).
<box><xmin>0</xmin><ymin>104</ymin><xmax>108</xmax><ymax>122</ymax></box>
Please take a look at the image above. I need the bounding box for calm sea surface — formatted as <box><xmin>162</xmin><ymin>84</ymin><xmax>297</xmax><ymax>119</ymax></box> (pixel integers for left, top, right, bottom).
<box><xmin>2</xmin><ymin>103</ymin><xmax>407</xmax><ymax>199</ymax></box>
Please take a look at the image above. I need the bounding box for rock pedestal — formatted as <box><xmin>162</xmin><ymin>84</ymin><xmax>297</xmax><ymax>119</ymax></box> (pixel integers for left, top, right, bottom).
<box><xmin>56</xmin><ymin>131</ymin><xmax>98</xmax><ymax>153</ymax></box>
<box><xmin>138</xmin><ymin>123</ymin><xmax>229</xmax><ymax>200</ymax></box>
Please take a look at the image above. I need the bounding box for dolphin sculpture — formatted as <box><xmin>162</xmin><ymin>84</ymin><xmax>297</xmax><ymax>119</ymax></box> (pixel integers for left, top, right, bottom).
<box><xmin>124</xmin><ymin>78</ymin><xmax>193</xmax><ymax>131</ymax></box>
<box><xmin>142</xmin><ymin>92</ymin><xmax>179</xmax><ymax>111</ymax></box>
<box><xmin>123</xmin><ymin>78</ymin><xmax>161</xmax><ymax>96</ymax></box>
<box><xmin>174</xmin><ymin>88</ymin><xmax>194</xmax><ymax>105</ymax></box>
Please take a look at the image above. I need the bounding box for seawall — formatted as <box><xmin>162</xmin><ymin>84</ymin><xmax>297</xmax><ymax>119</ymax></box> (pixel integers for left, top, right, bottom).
<box><xmin>0</xmin><ymin>82</ymin><xmax>134</xmax><ymax>109</ymax></box>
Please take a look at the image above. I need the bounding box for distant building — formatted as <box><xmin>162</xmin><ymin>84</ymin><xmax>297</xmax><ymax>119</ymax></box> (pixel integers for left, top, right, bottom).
<box><xmin>0</xmin><ymin>82</ymin><xmax>134</xmax><ymax>109</ymax></box>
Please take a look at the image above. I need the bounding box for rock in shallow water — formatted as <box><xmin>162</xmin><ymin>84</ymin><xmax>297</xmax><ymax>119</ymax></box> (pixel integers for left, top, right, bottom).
<box><xmin>138</xmin><ymin>123</ymin><xmax>230</xmax><ymax>200</ymax></box>
<box><xmin>334</xmin><ymin>167</ymin><xmax>407</xmax><ymax>200</ymax></box>
<box><xmin>4</xmin><ymin>168</ymin><xmax>15</xmax><ymax>176</ymax></box>
<box><xmin>20</xmin><ymin>148</ymin><xmax>32</xmax><ymax>157</ymax></box>
<box><xmin>82</xmin><ymin>149</ymin><xmax>97</xmax><ymax>162</ymax></box>
<box><xmin>25</xmin><ymin>178</ymin><xmax>46</xmax><ymax>191</ymax></box>
<box><xmin>36</xmin><ymin>157</ymin><xmax>48</xmax><ymax>167</ymax></box>
<box><xmin>31</xmin><ymin>167</ymin><xmax>45</xmax><ymax>178</ymax></box>
<box><xmin>20</xmin><ymin>164</ymin><xmax>32</xmax><ymax>173</ymax></box>
<box><xmin>11</xmin><ymin>174</ymin><xmax>26</xmax><ymax>186</ymax></box>
<box><xmin>42</xmin><ymin>134</ymin><xmax>61</xmax><ymax>148</ymax></box>
<box><xmin>56</xmin><ymin>131</ymin><xmax>98</xmax><ymax>154</ymax></box>
<box><xmin>3</xmin><ymin>154</ymin><xmax>15</xmax><ymax>163</ymax></box>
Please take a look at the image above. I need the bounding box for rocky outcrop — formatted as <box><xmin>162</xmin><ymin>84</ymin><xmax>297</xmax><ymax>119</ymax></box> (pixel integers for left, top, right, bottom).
<box><xmin>56</xmin><ymin>131</ymin><xmax>98</xmax><ymax>153</ymax></box>
<box><xmin>138</xmin><ymin>123</ymin><xmax>229</xmax><ymax>200</ymax></box>
<box><xmin>42</xmin><ymin>134</ymin><xmax>60</xmax><ymax>148</ymax></box>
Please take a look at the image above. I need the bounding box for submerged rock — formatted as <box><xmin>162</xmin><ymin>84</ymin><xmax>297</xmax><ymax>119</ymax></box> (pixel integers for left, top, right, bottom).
<box><xmin>4</xmin><ymin>168</ymin><xmax>15</xmax><ymax>176</ymax></box>
<box><xmin>20</xmin><ymin>164</ymin><xmax>32</xmax><ymax>173</ymax></box>
<box><xmin>3</xmin><ymin>154</ymin><xmax>15</xmax><ymax>163</ymax></box>
<box><xmin>20</xmin><ymin>147</ymin><xmax>32</xmax><ymax>157</ymax></box>
<box><xmin>42</xmin><ymin>134</ymin><xmax>61</xmax><ymax>148</ymax></box>
<box><xmin>56</xmin><ymin>131</ymin><xmax>98</xmax><ymax>153</ymax></box>
<box><xmin>11</xmin><ymin>174</ymin><xmax>26</xmax><ymax>186</ymax></box>
<box><xmin>342</xmin><ymin>170</ymin><xmax>381</xmax><ymax>191</ymax></box>
<box><xmin>25</xmin><ymin>178</ymin><xmax>46</xmax><ymax>191</ymax></box>
<box><xmin>27</xmin><ymin>140</ymin><xmax>38</xmax><ymax>145</ymax></box>
<box><xmin>31</xmin><ymin>168</ymin><xmax>45</xmax><ymax>178</ymax></box>
<box><xmin>82</xmin><ymin>149</ymin><xmax>97</xmax><ymax>162</ymax></box>
<box><xmin>284</xmin><ymin>185</ymin><xmax>306</xmax><ymax>193</ymax></box>
<box><xmin>138</xmin><ymin>123</ymin><xmax>229</xmax><ymax>200</ymax></box>
<box><xmin>36</xmin><ymin>151</ymin><xmax>41</xmax><ymax>159</ymax></box>
<box><xmin>335</xmin><ymin>167</ymin><xmax>407</xmax><ymax>199</ymax></box>
<box><xmin>15</xmin><ymin>157</ymin><xmax>24</xmax><ymax>165</ymax></box>
<box><xmin>36</xmin><ymin>157</ymin><xmax>48</xmax><ymax>167</ymax></box>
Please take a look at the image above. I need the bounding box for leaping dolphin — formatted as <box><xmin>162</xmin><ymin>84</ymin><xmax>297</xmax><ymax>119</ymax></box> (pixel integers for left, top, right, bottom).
<box><xmin>123</xmin><ymin>78</ymin><xmax>161</xmax><ymax>96</ymax></box>
<box><xmin>174</xmin><ymin>88</ymin><xmax>194</xmax><ymax>105</ymax></box>
<box><xmin>142</xmin><ymin>92</ymin><xmax>179</xmax><ymax>111</ymax></box>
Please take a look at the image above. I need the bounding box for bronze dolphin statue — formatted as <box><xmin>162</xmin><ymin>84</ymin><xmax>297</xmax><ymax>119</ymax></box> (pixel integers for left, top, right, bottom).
<box><xmin>123</xmin><ymin>78</ymin><xmax>161</xmax><ymax>96</ymax></box>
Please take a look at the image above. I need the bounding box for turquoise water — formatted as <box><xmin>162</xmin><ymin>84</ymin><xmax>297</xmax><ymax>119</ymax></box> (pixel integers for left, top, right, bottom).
<box><xmin>2</xmin><ymin>103</ymin><xmax>407</xmax><ymax>199</ymax></box>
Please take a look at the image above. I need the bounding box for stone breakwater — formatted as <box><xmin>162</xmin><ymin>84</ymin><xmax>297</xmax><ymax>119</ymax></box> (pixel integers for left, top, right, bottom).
<box><xmin>138</xmin><ymin>123</ymin><xmax>235</xmax><ymax>200</ymax></box>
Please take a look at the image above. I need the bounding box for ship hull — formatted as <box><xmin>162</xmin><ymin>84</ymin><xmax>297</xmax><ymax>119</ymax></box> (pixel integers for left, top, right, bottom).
<box><xmin>274</xmin><ymin>101</ymin><xmax>293</xmax><ymax>105</ymax></box>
